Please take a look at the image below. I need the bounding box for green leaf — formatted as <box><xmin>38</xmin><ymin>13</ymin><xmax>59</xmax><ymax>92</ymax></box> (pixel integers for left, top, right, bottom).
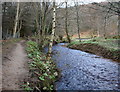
<box><xmin>43</xmin><ymin>87</ymin><xmax>47</xmax><ymax>90</ymax></box>
<box><xmin>39</xmin><ymin>76</ymin><xmax>45</xmax><ymax>81</ymax></box>
<box><xmin>43</xmin><ymin>73</ymin><xmax>48</xmax><ymax>76</ymax></box>
<box><xmin>30</xmin><ymin>63</ymin><xmax>36</xmax><ymax>67</ymax></box>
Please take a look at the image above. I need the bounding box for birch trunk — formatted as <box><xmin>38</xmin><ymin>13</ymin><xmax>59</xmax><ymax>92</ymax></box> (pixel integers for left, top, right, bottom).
<box><xmin>47</xmin><ymin>1</ymin><xmax>56</xmax><ymax>59</ymax></box>
<box><xmin>13</xmin><ymin>2</ymin><xmax>20</xmax><ymax>38</ymax></box>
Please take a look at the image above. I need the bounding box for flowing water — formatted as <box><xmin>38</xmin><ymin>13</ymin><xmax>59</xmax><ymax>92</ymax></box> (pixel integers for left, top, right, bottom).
<box><xmin>45</xmin><ymin>43</ymin><xmax>120</xmax><ymax>90</ymax></box>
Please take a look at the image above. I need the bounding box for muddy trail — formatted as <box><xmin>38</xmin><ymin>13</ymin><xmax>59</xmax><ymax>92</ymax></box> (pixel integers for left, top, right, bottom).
<box><xmin>2</xmin><ymin>40</ymin><xmax>29</xmax><ymax>91</ymax></box>
<box><xmin>45</xmin><ymin>43</ymin><xmax>120</xmax><ymax>90</ymax></box>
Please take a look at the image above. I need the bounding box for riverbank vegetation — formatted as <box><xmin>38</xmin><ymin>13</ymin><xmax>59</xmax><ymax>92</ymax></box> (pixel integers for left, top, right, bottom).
<box><xmin>2</xmin><ymin>1</ymin><xmax>120</xmax><ymax>91</ymax></box>
<box><xmin>24</xmin><ymin>41</ymin><xmax>59</xmax><ymax>91</ymax></box>
<box><xmin>68</xmin><ymin>35</ymin><xmax>120</xmax><ymax>61</ymax></box>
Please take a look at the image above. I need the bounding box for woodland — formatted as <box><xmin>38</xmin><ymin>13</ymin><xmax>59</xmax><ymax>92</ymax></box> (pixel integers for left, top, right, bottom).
<box><xmin>1</xmin><ymin>0</ymin><xmax>120</xmax><ymax>91</ymax></box>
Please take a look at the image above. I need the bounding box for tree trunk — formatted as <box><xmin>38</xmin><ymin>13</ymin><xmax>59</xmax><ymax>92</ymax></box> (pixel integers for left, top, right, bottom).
<box><xmin>65</xmin><ymin>2</ymin><xmax>71</xmax><ymax>43</ymax></box>
<box><xmin>39</xmin><ymin>2</ymin><xmax>47</xmax><ymax>48</ymax></box>
<box><xmin>75</xmin><ymin>2</ymin><xmax>81</xmax><ymax>42</ymax></box>
<box><xmin>17</xmin><ymin>20</ymin><xmax>22</xmax><ymax>38</ymax></box>
<box><xmin>32</xmin><ymin>3</ymin><xmax>41</xmax><ymax>46</ymax></box>
<box><xmin>118</xmin><ymin>14</ymin><xmax>120</xmax><ymax>35</ymax></box>
<box><xmin>47</xmin><ymin>1</ymin><xmax>56</xmax><ymax>59</ymax></box>
<box><xmin>103</xmin><ymin>15</ymin><xmax>107</xmax><ymax>38</ymax></box>
<box><xmin>13</xmin><ymin>2</ymin><xmax>20</xmax><ymax>38</ymax></box>
<box><xmin>118</xmin><ymin>1</ymin><xmax>120</xmax><ymax>35</ymax></box>
<box><xmin>96</xmin><ymin>17</ymin><xmax>100</xmax><ymax>37</ymax></box>
<box><xmin>35</xmin><ymin>17</ymin><xmax>40</xmax><ymax>44</ymax></box>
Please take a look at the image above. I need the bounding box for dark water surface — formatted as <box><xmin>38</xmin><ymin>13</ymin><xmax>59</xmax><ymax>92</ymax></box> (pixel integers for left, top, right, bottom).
<box><xmin>45</xmin><ymin>43</ymin><xmax>120</xmax><ymax>90</ymax></box>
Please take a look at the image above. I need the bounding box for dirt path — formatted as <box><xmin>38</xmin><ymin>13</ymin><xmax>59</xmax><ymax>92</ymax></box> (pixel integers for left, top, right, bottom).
<box><xmin>2</xmin><ymin>40</ymin><xmax>29</xmax><ymax>90</ymax></box>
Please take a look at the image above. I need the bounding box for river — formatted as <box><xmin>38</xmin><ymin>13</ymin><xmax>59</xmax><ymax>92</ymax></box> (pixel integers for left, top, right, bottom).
<box><xmin>45</xmin><ymin>43</ymin><xmax>120</xmax><ymax>90</ymax></box>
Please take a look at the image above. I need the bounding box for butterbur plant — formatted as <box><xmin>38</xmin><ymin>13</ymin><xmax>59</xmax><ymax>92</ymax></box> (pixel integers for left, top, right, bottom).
<box><xmin>26</xmin><ymin>41</ymin><xmax>59</xmax><ymax>91</ymax></box>
<box><xmin>22</xmin><ymin>82</ymin><xmax>33</xmax><ymax>91</ymax></box>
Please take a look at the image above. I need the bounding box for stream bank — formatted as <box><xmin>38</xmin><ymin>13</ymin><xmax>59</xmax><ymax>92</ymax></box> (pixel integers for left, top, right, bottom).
<box><xmin>68</xmin><ymin>43</ymin><xmax>120</xmax><ymax>62</ymax></box>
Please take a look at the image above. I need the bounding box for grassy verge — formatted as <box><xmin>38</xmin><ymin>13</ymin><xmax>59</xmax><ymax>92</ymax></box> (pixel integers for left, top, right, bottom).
<box><xmin>68</xmin><ymin>37</ymin><xmax>120</xmax><ymax>61</ymax></box>
<box><xmin>24</xmin><ymin>41</ymin><xmax>59</xmax><ymax>91</ymax></box>
<box><xmin>68</xmin><ymin>38</ymin><xmax>119</xmax><ymax>51</ymax></box>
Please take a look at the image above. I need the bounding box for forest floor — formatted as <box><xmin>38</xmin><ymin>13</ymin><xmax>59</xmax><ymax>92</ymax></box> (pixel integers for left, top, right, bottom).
<box><xmin>2</xmin><ymin>39</ymin><xmax>29</xmax><ymax>91</ymax></box>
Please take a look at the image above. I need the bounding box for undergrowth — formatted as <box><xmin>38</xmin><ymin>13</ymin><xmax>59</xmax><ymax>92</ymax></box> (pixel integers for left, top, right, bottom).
<box><xmin>24</xmin><ymin>41</ymin><xmax>59</xmax><ymax>91</ymax></box>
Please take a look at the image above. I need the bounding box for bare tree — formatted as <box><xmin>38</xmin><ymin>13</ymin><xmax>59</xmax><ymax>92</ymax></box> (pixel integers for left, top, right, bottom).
<box><xmin>118</xmin><ymin>2</ymin><xmax>120</xmax><ymax>35</ymax></box>
<box><xmin>31</xmin><ymin>2</ymin><xmax>53</xmax><ymax>48</ymax></box>
<box><xmin>92</xmin><ymin>1</ymin><xmax>120</xmax><ymax>35</ymax></box>
<box><xmin>65</xmin><ymin>2</ymin><xmax>71</xmax><ymax>43</ymax></box>
<box><xmin>13</xmin><ymin>2</ymin><xmax>20</xmax><ymax>38</ymax></box>
<box><xmin>75</xmin><ymin>2</ymin><xmax>81</xmax><ymax>42</ymax></box>
<box><xmin>32</xmin><ymin>2</ymin><xmax>41</xmax><ymax>44</ymax></box>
